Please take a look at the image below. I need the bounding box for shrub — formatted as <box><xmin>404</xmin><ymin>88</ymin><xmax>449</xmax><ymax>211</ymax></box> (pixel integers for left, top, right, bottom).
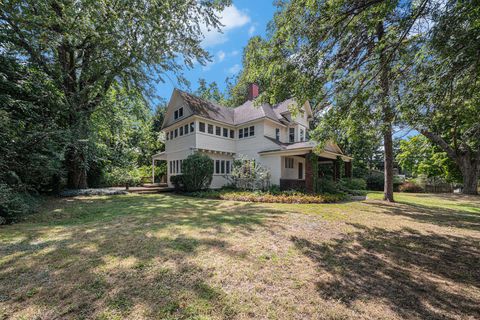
<box><xmin>366</xmin><ymin>173</ymin><xmax>402</xmax><ymax>191</ymax></box>
<box><xmin>229</xmin><ymin>155</ymin><xmax>271</xmax><ymax>190</ymax></box>
<box><xmin>170</xmin><ymin>175</ymin><xmax>184</xmax><ymax>191</ymax></box>
<box><xmin>339</xmin><ymin>178</ymin><xmax>367</xmax><ymax>190</ymax></box>
<box><xmin>399</xmin><ymin>181</ymin><xmax>424</xmax><ymax>193</ymax></box>
<box><xmin>104</xmin><ymin>167</ymin><xmax>142</xmax><ymax>189</ymax></box>
<box><xmin>181</xmin><ymin>153</ymin><xmax>214</xmax><ymax>191</ymax></box>
<box><xmin>316</xmin><ymin>178</ymin><xmax>339</xmax><ymax>194</ymax></box>
<box><xmin>0</xmin><ymin>183</ymin><xmax>36</xmax><ymax>224</ymax></box>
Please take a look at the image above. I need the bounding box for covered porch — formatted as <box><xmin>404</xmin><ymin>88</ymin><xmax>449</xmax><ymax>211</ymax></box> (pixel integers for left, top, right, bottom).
<box><xmin>260</xmin><ymin>143</ymin><xmax>352</xmax><ymax>192</ymax></box>
<box><xmin>152</xmin><ymin>152</ymin><xmax>168</xmax><ymax>184</ymax></box>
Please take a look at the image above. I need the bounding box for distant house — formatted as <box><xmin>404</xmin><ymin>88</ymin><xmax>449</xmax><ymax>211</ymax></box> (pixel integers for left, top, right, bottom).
<box><xmin>153</xmin><ymin>84</ymin><xmax>352</xmax><ymax>191</ymax></box>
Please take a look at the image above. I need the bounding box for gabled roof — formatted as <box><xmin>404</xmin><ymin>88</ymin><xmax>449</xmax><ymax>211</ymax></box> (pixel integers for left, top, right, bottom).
<box><xmin>162</xmin><ymin>89</ymin><xmax>310</xmax><ymax>129</ymax></box>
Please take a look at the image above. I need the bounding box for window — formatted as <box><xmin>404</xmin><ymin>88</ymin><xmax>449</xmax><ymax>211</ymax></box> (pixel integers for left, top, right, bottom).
<box><xmin>215</xmin><ymin>126</ymin><xmax>221</xmax><ymax>136</ymax></box>
<box><xmin>221</xmin><ymin>160</ymin><xmax>225</xmax><ymax>174</ymax></box>
<box><xmin>285</xmin><ymin>157</ymin><xmax>294</xmax><ymax>169</ymax></box>
<box><xmin>190</xmin><ymin>122</ymin><xmax>194</xmax><ymax>132</ymax></box>
<box><xmin>275</xmin><ymin>128</ymin><xmax>280</xmax><ymax>141</ymax></box>
<box><xmin>179</xmin><ymin>160</ymin><xmax>183</xmax><ymax>173</ymax></box>
<box><xmin>184</xmin><ymin>124</ymin><xmax>189</xmax><ymax>134</ymax></box>
<box><xmin>176</xmin><ymin>160</ymin><xmax>179</xmax><ymax>173</ymax></box>
<box><xmin>300</xmin><ymin>129</ymin><xmax>304</xmax><ymax>142</ymax></box>
<box><xmin>230</xmin><ymin>129</ymin><xmax>234</xmax><ymax>139</ymax></box>
<box><xmin>208</xmin><ymin>124</ymin><xmax>214</xmax><ymax>134</ymax></box>
<box><xmin>239</xmin><ymin>128</ymin><xmax>243</xmax><ymax>139</ymax></box>
<box><xmin>223</xmin><ymin>128</ymin><xmax>228</xmax><ymax>137</ymax></box>
<box><xmin>249</xmin><ymin>126</ymin><xmax>255</xmax><ymax>136</ymax></box>
<box><xmin>289</xmin><ymin>128</ymin><xmax>295</xmax><ymax>143</ymax></box>
<box><xmin>174</xmin><ymin>128</ymin><xmax>178</xmax><ymax>138</ymax></box>
<box><xmin>226</xmin><ymin>161</ymin><xmax>231</xmax><ymax>174</ymax></box>
<box><xmin>199</xmin><ymin>122</ymin><xmax>205</xmax><ymax>132</ymax></box>
<box><xmin>169</xmin><ymin>161</ymin><xmax>173</xmax><ymax>174</ymax></box>
<box><xmin>166</xmin><ymin>132</ymin><xmax>169</xmax><ymax>140</ymax></box>
<box><xmin>244</xmin><ymin>127</ymin><xmax>249</xmax><ymax>138</ymax></box>
<box><xmin>179</xmin><ymin>126</ymin><xmax>184</xmax><ymax>136</ymax></box>
<box><xmin>215</xmin><ymin>160</ymin><xmax>220</xmax><ymax>174</ymax></box>
<box><xmin>174</xmin><ymin>107</ymin><xmax>184</xmax><ymax>120</ymax></box>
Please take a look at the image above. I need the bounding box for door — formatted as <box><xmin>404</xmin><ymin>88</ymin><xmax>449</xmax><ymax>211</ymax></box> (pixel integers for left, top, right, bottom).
<box><xmin>298</xmin><ymin>162</ymin><xmax>303</xmax><ymax>179</ymax></box>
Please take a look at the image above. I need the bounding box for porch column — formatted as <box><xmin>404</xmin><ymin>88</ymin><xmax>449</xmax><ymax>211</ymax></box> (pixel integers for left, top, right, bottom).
<box><xmin>305</xmin><ymin>153</ymin><xmax>314</xmax><ymax>193</ymax></box>
<box><xmin>152</xmin><ymin>159</ymin><xmax>155</xmax><ymax>184</ymax></box>
<box><xmin>345</xmin><ymin>161</ymin><xmax>352</xmax><ymax>178</ymax></box>
<box><xmin>333</xmin><ymin>160</ymin><xmax>341</xmax><ymax>181</ymax></box>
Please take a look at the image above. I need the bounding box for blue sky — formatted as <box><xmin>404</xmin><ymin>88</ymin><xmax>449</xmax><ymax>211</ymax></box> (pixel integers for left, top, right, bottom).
<box><xmin>155</xmin><ymin>1</ymin><xmax>276</xmax><ymax>103</ymax></box>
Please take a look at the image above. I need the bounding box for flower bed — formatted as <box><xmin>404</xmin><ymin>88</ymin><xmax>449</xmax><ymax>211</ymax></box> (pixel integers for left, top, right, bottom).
<box><xmin>187</xmin><ymin>189</ymin><xmax>347</xmax><ymax>204</ymax></box>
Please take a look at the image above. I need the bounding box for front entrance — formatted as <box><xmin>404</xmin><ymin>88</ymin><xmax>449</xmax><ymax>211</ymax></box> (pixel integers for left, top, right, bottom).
<box><xmin>298</xmin><ymin>162</ymin><xmax>303</xmax><ymax>179</ymax></box>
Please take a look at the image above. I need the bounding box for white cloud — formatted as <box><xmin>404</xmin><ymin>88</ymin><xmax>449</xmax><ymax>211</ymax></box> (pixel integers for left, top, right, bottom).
<box><xmin>217</xmin><ymin>50</ymin><xmax>226</xmax><ymax>62</ymax></box>
<box><xmin>201</xmin><ymin>5</ymin><xmax>251</xmax><ymax>47</ymax></box>
<box><xmin>227</xmin><ymin>64</ymin><xmax>241</xmax><ymax>75</ymax></box>
<box><xmin>230</xmin><ymin>50</ymin><xmax>239</xmax><ymax>56</ymax></box>
<box><xmin>248</xmin><ymin>25</ymin><xmax>256</xmax><ymax>36</ymax></box>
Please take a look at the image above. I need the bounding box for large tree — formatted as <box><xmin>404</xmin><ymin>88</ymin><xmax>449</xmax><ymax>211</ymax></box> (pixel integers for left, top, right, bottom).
<box><xmin>231</xmin><ymin>0</ymin><xmax>432</xmax><ymax>201</ymax></box>
<box><xmin>400</xmin><ymin>1</ymin><xmax>480</xmax><ymax>194</ymax></box>
<box><xmin>1</xmin><ymin>0</ymin><xmax>229</xmax><ymax>188</ymax></box>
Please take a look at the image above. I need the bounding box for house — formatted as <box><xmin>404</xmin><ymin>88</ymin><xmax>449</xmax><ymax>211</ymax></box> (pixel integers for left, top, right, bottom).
<box><xmin>152</xmin><ymin>84</ymin><xmax>352</xmax><ymax>191</ymax></box>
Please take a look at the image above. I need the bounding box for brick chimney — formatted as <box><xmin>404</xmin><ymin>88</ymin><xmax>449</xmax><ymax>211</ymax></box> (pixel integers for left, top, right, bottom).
<box><xmin>247</xmin><ymin>83</ymin><xmax>259</xmax><ymax>100</ymax></box>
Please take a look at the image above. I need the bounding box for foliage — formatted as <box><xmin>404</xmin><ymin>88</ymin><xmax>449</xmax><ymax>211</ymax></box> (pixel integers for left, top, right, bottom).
<box><xmin>187</xmin><ymin>188</ymin><xmax>346</xmax><ymax>204</ymax></box>
<box><xmin>194</xmin><ymin>79</ymin><xmax>230</xmax><ymax>106</ymax></box>
<box><xmin>103</xmin><ymin>167</ymin><xmax>142</xmax><ymax>189</ymax></box>
<box><xmin>367</xmin><ymin>172</ymin><xmax>403</xmax><ymax>191</ymax></box>
<box><xmin>399</xmin><ymin>1</ymin><xmax>480</xmax><ymax>194</ymax></box>
<box><xmin>399</xmin><ymin>182</ymin><xmax>424</xmax><ymax>193</ymax></box>
<box><xmin>397</xmin><ymin>135</ymin><xmax>461</xmax><ymax>183</ymax></box>
<box><xmin>180</xmin><ymin>153</ymin><xmax>214</xmax><ymax>192</ymax></box>
<box><xmin>170</xmin><ymin>175</ymin><xmax>184</xmax><ymax>191</ymax></box>
<box><xmin>0</xmin><ymin>183</ymin><xmax>37</xmax><ymax>224</ymax></box>
<box><xmin>1</xmin><ymin>0</ymin><xmax>229</xmax><ymax>188</ymax></box>
<box><xmin>339</xmin><ymin>178</ymin><xmax>367</xmax><ymax>191</ymax></box>
<box><xmin>228</xmin><ymin>155</ymin><xmax>271</xmax><ymax>191</ymax></box>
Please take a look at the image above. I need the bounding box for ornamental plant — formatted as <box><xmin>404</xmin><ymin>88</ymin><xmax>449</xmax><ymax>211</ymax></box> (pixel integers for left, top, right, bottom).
<box><xmin>181</xmin><ymin>153</ymin><xmax>214</xmax><ymax>192</ymax></box>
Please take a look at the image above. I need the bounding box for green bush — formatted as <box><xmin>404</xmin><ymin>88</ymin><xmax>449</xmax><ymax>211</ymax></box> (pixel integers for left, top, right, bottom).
<box><xmin>366</xmin><ymin>172</ymin><xmax>402</xmax><ymax>191</ymax></box>
<box><xmin>180</xmin><ymin>153</ymin><xmax>214</xmax><ymax>192</ymax></box>
<box><xmin>103</xmin><ymin>167</ymin><xmax>142</xmax><ymax>189</ymax></box>
<box><xmin>339</xmin><ymin>178</ymin><xmax>367</xmax><ymax>190</ymax></box>
<box><xmin>0</xmin><ymin>183</ymin><xmax>36</xmax><ymax>224</ymax></box>
<box><xmin>170</xmin><ymin>175</ymin><xmax>184</xmax><ymax>191</ymax></box>
<box><xmin>316</xmin><ymin>178</ymin><xmax>339</xmax><ymax>194</ymax></box>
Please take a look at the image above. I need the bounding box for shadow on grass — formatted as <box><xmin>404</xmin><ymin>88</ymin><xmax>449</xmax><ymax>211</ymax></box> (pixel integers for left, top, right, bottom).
<box><xmin>292</xmin><ymin>224</ymin><xmax>480</xmax><ymax>319</ymax></box>
<box><xmin>0</xmin><ymin>194</ymin><xmax>283</xmax><ymax>318</ymax></box>
<box><xmin>369</xmin><ymin>200</ymin><xmax>480</xmax><ymax>231</ymax></box>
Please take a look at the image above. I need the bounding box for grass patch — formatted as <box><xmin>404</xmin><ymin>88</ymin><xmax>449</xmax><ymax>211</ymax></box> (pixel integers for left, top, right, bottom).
<box><xmin>0</xmin><ymin>192</ymin><xmax>478</xmax><ymax>319</ymax></box>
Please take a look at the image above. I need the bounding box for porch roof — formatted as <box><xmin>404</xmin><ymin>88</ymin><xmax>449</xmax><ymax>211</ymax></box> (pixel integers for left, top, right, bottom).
<box><xmin>259</xmin><ymin>139</ymin><xmax>352</xmax><ymax>161</ymax></box>
<box><xmin>152</xmin><ymin>152</ymin><xmax>167</xmax><ymax>161</ymax></box>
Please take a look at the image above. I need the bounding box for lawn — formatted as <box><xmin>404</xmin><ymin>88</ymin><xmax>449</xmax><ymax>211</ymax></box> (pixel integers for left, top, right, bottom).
<box><xmin>1</xmin><ymin>192</ymin><xmax>479</xmax><ymax>319</ymax></box>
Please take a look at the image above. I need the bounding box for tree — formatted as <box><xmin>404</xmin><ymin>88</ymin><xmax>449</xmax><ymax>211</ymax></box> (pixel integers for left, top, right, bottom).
<box><xmin>194</xmin><ymin>78</ymin><xmax>229</xmax><ymax>105</ymax></box>
<box><xmin>397</xmin><ymin>135</ymin><xmax>461</xmax><ymax>182</ymax></box>
<box><xmin>400</xmin><ymin>1</ymin><xmax>480</xmax><ymax>194</ymax></box>
<box><xmin>1</xmin><ymin>0</ymin><xmax>229</xmax><ymax>188</ymax></box>
<box><xmin>229</xmin><ymin>1</ymin><xmax>433</xmax><ymax>202</ymax></box>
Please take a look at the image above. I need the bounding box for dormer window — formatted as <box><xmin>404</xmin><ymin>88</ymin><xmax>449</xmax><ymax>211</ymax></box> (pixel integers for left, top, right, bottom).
<box><xmin>289</xmin><ymin>128</ymin><xmax>295</xmax><ymax>143</ymax></box>
<box><xmin>300</xmin><ymin>128</ymin><xmax>304</xmax><ymax>142</ymax></box>
<box><xmin>275</xmin><ymin>128</ymin><xmax>280</xmax><ymax>141</ymax></box>
<box><xmin>174</xmin><ymin>107</ymin><xmax>184</xmax><ymax>120</ymax></box>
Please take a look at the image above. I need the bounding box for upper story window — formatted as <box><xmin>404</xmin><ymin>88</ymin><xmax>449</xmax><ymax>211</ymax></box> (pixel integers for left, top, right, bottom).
<box><xmin>239</xmin><ymin>125</ymin><xmax>255</xmax><ymax>139</ymax></box>
<box><xmin>215</xmin><ymin>126</ymin><xmax>221</xmax><ymax>136</ymax></box>
<box><xmin>174</xmin><ymin>107</ymin><xmax>184</xmax><ymax>120</ymax></box>
<box><xmin>275</xmin><ymin>128</ymin><xmax>280</xmax><ymax>141</ymax></box>
<box><xmin>179</xmin><ymin>126</ymin><xmax>184</xmax><ymax>136</ymax></box>
<box><xmin>190</xmin><ymin>122</ymin><xmax>194</xmax><ymax>132</ymax></box>
<box><xmin>300</xmin><ymin>128</ymin><xmax>304</xmax><ymax>142</ymax></box>
<box><xmin>285</xmin><ymin>157</ymin><xmax>294</xmax><ymax>169</ymax></box>
<box><xmin>289</xmin><ymin>128</ymin><xmax>295</xmax><ymax>143</ymax></box>
<box><xmin>199</xmin><ymin>122</ymin><xmax>205</xmax><ymax>132</ymax></box>
<box><xmin>208</xmin><ymin>124</ymin><xmax>214</xmax><ymax>134</ymax></box>
<box><xmin>223</xmin><ymin>128</ymin><xmax>228</xmax><ymax>137</ymax></box>
<box><xmin>230</xmin><ymin>129</ymin><xmax>234</xmax><ymax>139</ymax></box>
<box><xmin>184</xmin><ymin>124</ymin><xmax>189</xmax><ymax>134</ymax></box>
<box><xmin>174</xmin><ymin>128</ymin><xmax>178</xmax><ymax>138</ymax></box>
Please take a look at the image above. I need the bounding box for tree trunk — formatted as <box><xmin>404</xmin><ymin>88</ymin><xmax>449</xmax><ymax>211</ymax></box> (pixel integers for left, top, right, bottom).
<box><xmin>377</xmin><ymin>21</ymin><xmax>395</xmax><ymax>202</ymax></box>
<box><xmin>65</xmin><ymin>145</ymin><xmax>88</xmax><ymax>189</ymax></box>
<box><xmin>460</xmin><ymin>158</ymin><xmax>478</xmax><ymax>195</ymax></box>
<box><xmin>383</xmin><ymin>124</ymin><xmax>395</xmax><ymax>201</ymax></box>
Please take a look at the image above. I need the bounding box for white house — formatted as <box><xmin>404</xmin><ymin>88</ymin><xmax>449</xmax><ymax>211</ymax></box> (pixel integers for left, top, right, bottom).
<box><xmin>152</xmin><ymin>84</ymin><xmax>352</xmax><ymax>191</ymax></box>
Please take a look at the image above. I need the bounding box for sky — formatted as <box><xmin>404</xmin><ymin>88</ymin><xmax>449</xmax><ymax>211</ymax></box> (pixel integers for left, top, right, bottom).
<box><xmin>154</xmin><ymin>1</ymin><xmax>277</xmax><ymax>103</ymax></box>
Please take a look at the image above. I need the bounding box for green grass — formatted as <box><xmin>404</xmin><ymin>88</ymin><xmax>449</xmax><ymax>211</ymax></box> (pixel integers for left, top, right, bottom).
<box><xmin>0</xmin><ymin>192</ymin><xmax>479</xmax><ymax>319</ymax></box>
